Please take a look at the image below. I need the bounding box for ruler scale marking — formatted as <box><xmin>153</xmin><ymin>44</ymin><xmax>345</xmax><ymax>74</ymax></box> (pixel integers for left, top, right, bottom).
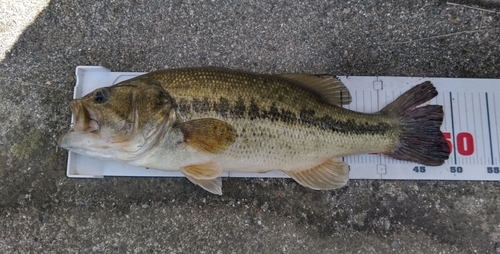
<box><xmin>443</xmin><ymin>92</ymin><xmax>448</xmax><ymax>131</ymax></box>
<box><xmin>470</xmin><ymin>92</ymin><xmax>476</xmax><ymax>165</ymax></box>
<box><xmin>376</xmin><ymin>85</ymin><xmax>382</xmax><ymax>175</ymax></box>
<box><xmin>463</xmin><ymin>92</ymin><xmax>470</xmax><ymax>165</ymax></box>
<box><xmin>485</xmin><ymin>93</ymin><xmax>494</xmax><ymax>165</ymax></box>
<box><xmin>458</xmin><ymin>92</ymin><xmax>463</xmax><ymax>165</ymax></box>
<box><xmin>362</xmin><ymin>90</ymin><xmax>366</xmax><ymax>112</ymax></box>
<box><xmin>354</xmin><ymin>88</ymin><xmax>358</xmax><ymax>111</ymax></box>
<box><xmin>449</xmin><ymin>92</ymin><xmax>458</xmax><ymax>165</ymax></box>
<box><xmin>493</xmin><ymin>92</ymin><xmax>499</xmax><ymax>164</ymax></box>
<box><xmin>476</xmin><ymin>92</ymin><xmax>483</xmax><ymax>165</ymax></box>
<box><xmin>464</xmin><ymin>92</ymin><xmax>469</xmax><ymax>134</ymax></box>
<box><xmin>478</xmin><ymin>92</ymin><xmax>486</xmax><ymax>165</ymax></box>
<box><xmin>458</xmin><ymin>92</ymin><xmax>463</xmax><ymax>136</ymax></box>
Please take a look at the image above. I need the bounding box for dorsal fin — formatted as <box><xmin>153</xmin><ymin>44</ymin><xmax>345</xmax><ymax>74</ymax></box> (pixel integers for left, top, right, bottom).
<box><xmin>276</xmin><ymin>74</ymin><xmax>352</xmax><ymax>106</ymax></box>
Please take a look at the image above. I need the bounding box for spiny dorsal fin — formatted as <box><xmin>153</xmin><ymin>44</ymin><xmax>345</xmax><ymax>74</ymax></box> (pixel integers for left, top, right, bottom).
<box><xmin>285</xmin><ymin>158</ymin><xmax>349</xmax><ymax>190</ymax></box>
<box><xmin>178</xmin><ymin>118</ymin><xmax>236</xmax><ymax>154</ymax></box>
<box><xmin>276</xmin><ymin>74</ymin><xmax>352</xmax><ymax>106</ymax></box>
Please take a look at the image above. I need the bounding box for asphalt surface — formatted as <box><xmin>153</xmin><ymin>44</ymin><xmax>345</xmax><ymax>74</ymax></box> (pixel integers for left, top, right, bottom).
<box><xmin>1</xmin><ymin>0</ymin><xmax>500</xmax><ymax>253</ymax></box>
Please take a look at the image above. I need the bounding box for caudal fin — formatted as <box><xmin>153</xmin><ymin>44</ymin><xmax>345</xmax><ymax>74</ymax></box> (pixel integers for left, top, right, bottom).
<box><xmin>380</xmin><ymin>82</ymin><xmax>450</xmax><ymax>166</ymax></box>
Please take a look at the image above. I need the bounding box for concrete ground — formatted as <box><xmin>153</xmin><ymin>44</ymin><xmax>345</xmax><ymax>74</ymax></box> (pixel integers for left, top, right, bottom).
<box><xmin>1</xmin><ymin>0</ymin><xmax>500</xmax><ymax>253</ymax></box>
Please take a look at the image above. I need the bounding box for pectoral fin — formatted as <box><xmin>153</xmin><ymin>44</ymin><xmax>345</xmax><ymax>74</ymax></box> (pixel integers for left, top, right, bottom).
<box><xmin>181</xmin><ymin>162</ymin><xmax>223</xmax><ymax>195</ymax></box>
<box><xmin>285</xmin><ymin>158</ymin><xmax>349</xmax><ymax>190</ymax></box>
<box><xmin>178</xmin><ymin>118</ymin><xmax>236</xmax><ymax>154</ymax></box>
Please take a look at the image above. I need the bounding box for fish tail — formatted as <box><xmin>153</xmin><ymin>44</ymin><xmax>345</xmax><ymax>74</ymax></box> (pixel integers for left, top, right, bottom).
<box><xmin>380</xmin><ymin>81</ymin><xmax>450</xmax><ymax>166</ymax></box>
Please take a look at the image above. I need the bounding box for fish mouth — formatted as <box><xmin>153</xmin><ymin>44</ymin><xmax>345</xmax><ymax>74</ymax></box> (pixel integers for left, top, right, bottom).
<box><xmin>70</xmin><ymin>100</ymin><xmax>100</xmax><ymax>134</ymax></box>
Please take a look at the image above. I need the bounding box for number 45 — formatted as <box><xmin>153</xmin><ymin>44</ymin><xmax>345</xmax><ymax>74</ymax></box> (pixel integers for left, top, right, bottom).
<box><xmin>413</xmin><ymin>166</ymin><xmax>426</xmax><ymax>173</ymax></box>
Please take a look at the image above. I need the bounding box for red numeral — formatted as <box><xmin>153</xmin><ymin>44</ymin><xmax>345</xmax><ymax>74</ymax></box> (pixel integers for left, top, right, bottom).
<box><xmin>443</xmin><ymin>132</ymin><xmax>474</xmax><ymax>156</ymax></box>
<box><xmin>456</xmin><ymin>132</ymin><xmax>474</xmax><ymax>156</ymax></box>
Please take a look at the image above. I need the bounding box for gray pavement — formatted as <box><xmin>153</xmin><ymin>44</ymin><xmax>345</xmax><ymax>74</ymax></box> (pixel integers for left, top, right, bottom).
<box><xmin>1</xmin><ymin>0</ymin><xmax>500</xmax><ymax>253</ymax></box>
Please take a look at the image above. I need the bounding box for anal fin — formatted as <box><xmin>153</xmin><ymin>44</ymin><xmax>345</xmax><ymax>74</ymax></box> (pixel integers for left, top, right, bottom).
<box><xmin>285</xmin><ymin>158</ymin><xmax>349</xmax><ymax>190</ymax></box>
<box><xmin>181</xmin><ymin>161</ymin><xmax>223</xmax><ymax>195</ymax></box>
<box><xmin>184</xmin><ymin>175</ymin><xmax>222</xmax><ymax>195</ymax></box>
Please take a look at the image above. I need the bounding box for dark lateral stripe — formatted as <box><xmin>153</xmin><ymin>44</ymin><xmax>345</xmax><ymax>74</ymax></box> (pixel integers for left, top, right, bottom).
<box><xmin>231</xmin><ymin>97</ymin><xmax>246</xmax><ymax>118</ymax></box>
<box><xmin>215</xmin><ymin>97</ymin><xmax>230</xmax><ymax>118</ymax></box>
<box><xmin>176</xmin><ymin>97</ymin><xmax>391</xmax><ymax>135</ymax></box>
<box><xmin>192</xmin><ymin>97</ymin><xmax>210</xmax><ymax>113</ymax></box>
<box><xmin>248</xmin><ymin>100</ymin><xmax>259</xmax><ymax>120</ymax></box>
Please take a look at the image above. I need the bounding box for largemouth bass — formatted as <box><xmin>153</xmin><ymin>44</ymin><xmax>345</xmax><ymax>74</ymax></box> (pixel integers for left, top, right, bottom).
<box><xmin>58</xmin><ymin>68</ymin><xmax>450</xmax><ymax>194</ymax></box>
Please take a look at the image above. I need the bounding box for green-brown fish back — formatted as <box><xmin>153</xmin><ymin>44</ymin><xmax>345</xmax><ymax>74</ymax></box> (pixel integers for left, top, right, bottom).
<box><xmin>135</xmin><ymin>68</ymin><xmax>397</xmax><ymax>139</ymax></box>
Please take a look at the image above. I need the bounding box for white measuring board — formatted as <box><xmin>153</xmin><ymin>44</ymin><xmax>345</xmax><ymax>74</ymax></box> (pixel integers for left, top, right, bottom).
<box><xmin>66</xmin><ymin>66</ymin><xmax>500</xmax><ymax>181</ymax></box>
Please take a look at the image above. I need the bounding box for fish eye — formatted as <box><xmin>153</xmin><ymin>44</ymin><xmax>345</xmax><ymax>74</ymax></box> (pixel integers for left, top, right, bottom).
<box><xmin>94</xmin><ymin>88</ymin><xmax>109</xmax><ymax>103</ymax></box>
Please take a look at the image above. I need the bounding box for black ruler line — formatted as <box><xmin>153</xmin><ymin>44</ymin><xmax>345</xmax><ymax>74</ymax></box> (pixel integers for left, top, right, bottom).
<box><xmin>494</xmin><ymin>93</ymin><xmax>499</xmax><ymax>164</ymax></box>
<box><xmin>449</xmin><ymin>92</ymin><xmax>457</xmax><ymax>165</ymax></box>
<box><xmin>485</xmin><ymin>93</ymin><xmax>494</xmax><ymax>165</ymax></box>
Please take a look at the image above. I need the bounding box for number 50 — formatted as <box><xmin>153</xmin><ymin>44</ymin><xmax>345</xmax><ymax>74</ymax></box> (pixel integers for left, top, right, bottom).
<box><xmin>443</xmin><ymin>132</ymin><xmax>474</xmax><ymax>156</ymax></box>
